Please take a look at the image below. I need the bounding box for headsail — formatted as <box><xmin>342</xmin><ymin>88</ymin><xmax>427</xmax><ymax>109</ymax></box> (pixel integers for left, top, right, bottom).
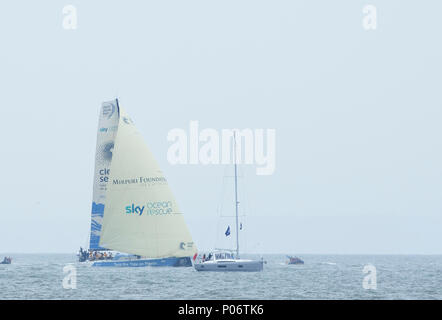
<box><xmin>99</xmin><ymin>107</ymin><xmax>196</xmax><ymax>258</ymax></box>
<box><xmin>89</xmin><ymin>100</ymin><xmax>119</xmax><ymax>250</ymax></box>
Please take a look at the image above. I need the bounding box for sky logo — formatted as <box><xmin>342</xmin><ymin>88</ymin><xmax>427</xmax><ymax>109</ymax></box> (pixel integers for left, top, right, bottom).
<box><xmin>125</xmin><ymin>204</ymin><xmax>145</xmax><ymax>216</ymax></box>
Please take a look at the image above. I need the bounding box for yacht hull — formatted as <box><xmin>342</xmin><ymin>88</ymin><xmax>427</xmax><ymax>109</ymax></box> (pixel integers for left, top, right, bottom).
<box><xmin>92</xmin><ymin>256</ymin><xmax>192</xmax><ymax>267</ymax></box>
<box><xmin>194</xmin><ymin>260</ymin><xmax>263</xmax><ymax>272</ymax></box>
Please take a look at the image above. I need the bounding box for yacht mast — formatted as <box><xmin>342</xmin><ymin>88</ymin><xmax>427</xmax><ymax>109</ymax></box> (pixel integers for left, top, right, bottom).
<box><xmin>233</xmin><ymin>131</ymin><xmax>240</xmax><ymax>258</ymax></box>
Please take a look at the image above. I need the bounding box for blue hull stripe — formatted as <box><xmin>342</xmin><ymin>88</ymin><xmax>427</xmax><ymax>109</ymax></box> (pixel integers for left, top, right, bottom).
<box><xmin>92</xmin><ymin>256</ymin><xmax>192</xmax><ymax>267</ymax></box>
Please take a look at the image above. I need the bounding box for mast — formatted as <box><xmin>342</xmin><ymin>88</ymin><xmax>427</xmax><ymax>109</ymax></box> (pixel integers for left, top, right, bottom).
<box><xmin>233</xmin><ymin>131</ymin><xmax>240</xmax><ymax>258</ymax></box>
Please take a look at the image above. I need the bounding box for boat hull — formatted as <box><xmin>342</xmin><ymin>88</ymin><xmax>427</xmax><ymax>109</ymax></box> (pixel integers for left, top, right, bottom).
<box><xmin>194</xmin><ymin>260</ymin><xmax>263</xmax><ymax>272</ymax></box>
<box><xmin>92</xmin><ymin>256</ymin><xmax>192</xmax><ymax>267</ymax></box>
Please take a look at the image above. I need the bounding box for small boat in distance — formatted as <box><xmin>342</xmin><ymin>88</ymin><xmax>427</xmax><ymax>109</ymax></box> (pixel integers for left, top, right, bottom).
<box><xmin>194</xmin><ymin>131</ymin><xmax>264</xmax><ymax>272</ymax></box>
<box><xmin>1</xmin><ymin>257</ymin><xmax>12</xmax><ymax>264</ymax></box>
<box><xmin>79</xmin><ymin>99</ymin><xmax>196</xmax><ymax>267</ymax></box>
<box><xmin>287</xmin><ymin>256</ymin><xmax>304</xmax><ymax>265</ymax></box>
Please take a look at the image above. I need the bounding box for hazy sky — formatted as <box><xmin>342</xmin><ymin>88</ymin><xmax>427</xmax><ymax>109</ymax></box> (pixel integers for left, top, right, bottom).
<box><xmin>0</xmin><ymin>1</ymin><xmax>441</xmax><ymax>254</ymax></box>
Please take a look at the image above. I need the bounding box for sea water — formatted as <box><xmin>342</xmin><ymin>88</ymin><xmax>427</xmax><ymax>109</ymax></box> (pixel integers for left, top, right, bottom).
<box><xmin>0</xmin><ymin>254</ymin><xmax>440</xmax><ymax>299</ymax></box>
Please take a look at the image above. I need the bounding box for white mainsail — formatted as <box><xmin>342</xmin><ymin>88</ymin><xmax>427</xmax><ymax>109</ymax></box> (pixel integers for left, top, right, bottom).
<box><xmin>99</xmin><ymin>105</ymin><xmax>196</xmax><ymax>258</ymax></box>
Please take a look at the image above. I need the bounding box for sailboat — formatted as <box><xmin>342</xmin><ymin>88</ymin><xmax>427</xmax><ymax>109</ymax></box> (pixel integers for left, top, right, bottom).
<box><xmin>1</xmin><ymin>257</ymin><xmax>12</xmax><ymax>264</ymax></box>
<box><xmin>80</xmin><ymin>98</ymin><xmax>197</xmax><ymax>267</ymax></box>
<box><xmin>193</xmin><ymin>132</ymin><xmax>264</xmax><ymax>272</ymax></box>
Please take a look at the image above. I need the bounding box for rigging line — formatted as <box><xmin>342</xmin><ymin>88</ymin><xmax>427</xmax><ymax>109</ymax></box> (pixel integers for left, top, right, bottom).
<box><xmin>84</xmin><ymin>229</ymin><xmax>90</xmax><ymax>251</ymax></box>
<box><xmin>215</xmin><ymin>165</ymin><xmax>228</xmax><ymax>249</ymax></box>
<box><xmin>240</xmin><ymin>164</ymin><xmax>249</xmax><ymax>253</ymax></box>
<box><xmin>234</xmin><ymin>131</ymin><xmax>239</xmax><ymax>258</ymax></box>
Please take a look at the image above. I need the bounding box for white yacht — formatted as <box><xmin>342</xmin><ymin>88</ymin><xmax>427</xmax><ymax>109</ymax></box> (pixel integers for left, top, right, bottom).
<box><xmin>194</xmin><ymin>131</ymin><xmax>264</xmax><ymax>272</ymax></box>
<box><xmin>194</xmin><ymin>250</ymin><xmax>263</xmax><ymax>272</ymax></box>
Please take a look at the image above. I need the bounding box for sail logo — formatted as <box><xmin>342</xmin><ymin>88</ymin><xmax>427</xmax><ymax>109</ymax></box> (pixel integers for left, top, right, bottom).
<box><xmin>125</xmin><ymin>202</ymin><xmax>173</xmax><ymax>216</ymax></box>
<box><xmin>100</xmin><ymin>142</ymin><xmax>114</xmax><ymax>161</ymax></box>
<box><xmin>123</xmin><ymin>117</ymin><xmax>134</xmax><ymax>125</ymax></box>
<box><xmin>99</xmin><ymin>168</ymin><xmax>110</xmax><ymax>182</ymax></box>
<box><xmin>167</xmin><ymin>121</ymin><xmax>276</xmax><ymax>175</ymax></box>
<box><xmin>126</xmin><ymin>204</ymin><xmax>145</xmax><ymax>216</ymax></box>
<box><xmin>99</xmin><ymin>126</ymin><xmax>118</xmax><ymax>133</ymax></box>
<box><xmin>102</xmin><ymin>102</ymin><xmax>116</xmax><ymax>119</ymax></box>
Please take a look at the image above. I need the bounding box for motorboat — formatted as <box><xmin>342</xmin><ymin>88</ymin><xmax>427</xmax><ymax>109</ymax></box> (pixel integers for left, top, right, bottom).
<box><xmin>287</xmin><ymin>256</ymin><xmax>304</xmax><ymax>265</ymax></box>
